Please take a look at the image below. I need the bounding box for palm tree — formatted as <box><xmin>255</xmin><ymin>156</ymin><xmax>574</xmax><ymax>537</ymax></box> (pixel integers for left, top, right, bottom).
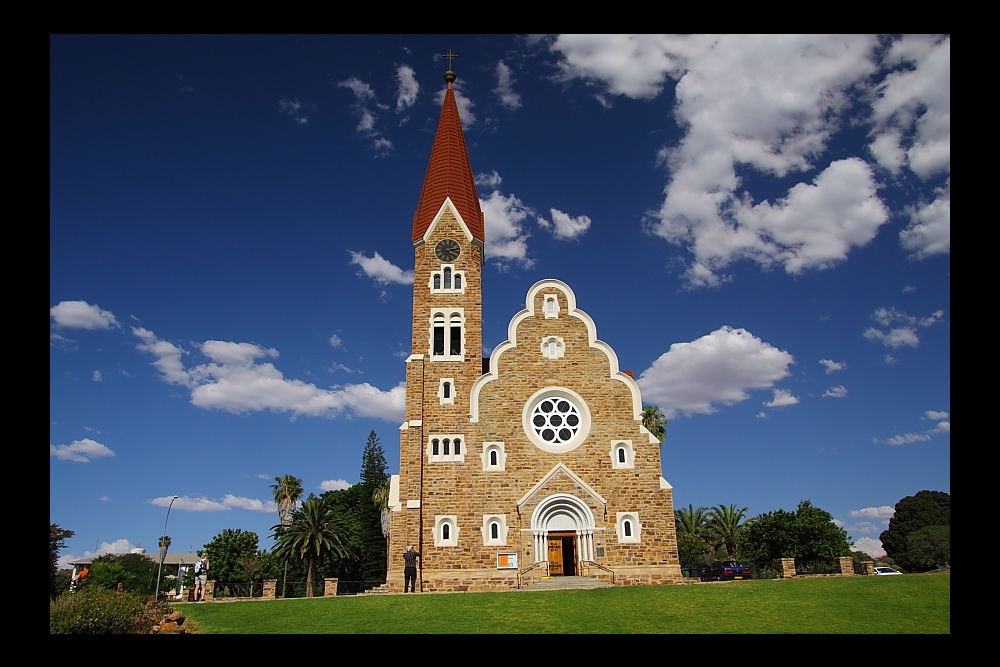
<box><xmin>675</xmin><ymin>504</ymin><xmax>710</xmax><ymax>536</ymax></box>
<box><xmin>271</xmin><ymin>474</ymin><xmax>303</xmax><ymax>597</ymax></box>
<box><xmin>706</xmin><ymin>504</ymin><xmax>751</xmax><ymax>560</ymax></box>
<box><xmin>372</xmin><ymin>479</ymin><xmax>391</xmax><ymax>539</ymax></box>
<box><xmin>271</xmin><ymin>495</ymin><xmax>351</xmax><ymax>597</ymax></box>
<box><xmin>642</xmin><ymin>405</ymin><xmax>666</xmax><ymax>442</ymax></box>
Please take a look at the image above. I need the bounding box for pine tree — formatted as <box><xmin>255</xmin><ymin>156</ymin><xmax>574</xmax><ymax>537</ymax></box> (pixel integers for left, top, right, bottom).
<box><xmin>359</xmin><ymin>431</ymin><xmax>388</xmax><ymax>585</ymax></box>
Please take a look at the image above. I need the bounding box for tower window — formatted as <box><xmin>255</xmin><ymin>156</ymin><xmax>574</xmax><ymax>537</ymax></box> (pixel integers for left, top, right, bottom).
<box><xmin>454</xmin><ymin>273</ymin><xmax>462</xmax><ymax>289</ymax></box>
<box><xmin>618</xmin><ymin>447</ymin><xmax>626</xmax><ymax>463</ymax></box>
<box><xmin>430</xmin><ymin>265</ymin><xmax>465</xmax><ymax>295</ymax></box>
<box><xmin>490</xmin><ymin>450</ymin><xmax>497</xmax><ymax>466</ymax></box>
<box><xmin>442</xmin><ymin>523</ymin><xmax>450</xmax><ymax>540</ymax></box>
<box><xmin>430</xmin><ymin>309</ymin><xmax>464</xmax><ymax>361</ymax></box>
<box><xmin>482</xmin><ymin>442</ymin><xmax>505</xmax><ymax>471</ymax></box>
<box><xmin>428</xmin><ymin>434</ymin><xmax>464</xmax><ymax>463</ymax></box>
<box><xmin>444</xmin><ymin>267</ymin><xmax>452</xmax><ymax>289</ymax></box>
<box><xmin>433</xmin><ymin>274</ymin><xmax>441</xmax><ymax>290</ymax></box>
<box><xmin>443</xmin><ymin>439</ymin><xmax>450</xmax><ymax>456</ymax></box>
<box><xmin>432</xmin><ymin>439</ymin><xmax>440</xmax><ymax>456</ymax></box>
<box><xmin>611</xmin><ymin>440</ymin><xmax>634</xmax><ymax>469</ymax></box>
<box><xmin>616</xmin><ymin>512</ymin><xmax>641</xmax><ymax>543</ymax></box>
<box><xmin>623</xmin><ymin>520</ymin><xmax>632</xmax><ymax>537</ymax></box>
<box><xmin>491</xmin><ymin>522</ymin><xmax>499</xmax><ymax>540</ymax></box>
<box><xmin>443</xmin><ymin>382</ymin><xmax>451</xmax><ymax>398</ymax></box>
<box><xmin>438</xmin><ymin>378</ymin><xmax>455</xmax><ymax>405</ymax></box>
<box><xmin>435</xmin><ymin>516</ymin><xmax>458</xmax><ymax>547</ymax></box>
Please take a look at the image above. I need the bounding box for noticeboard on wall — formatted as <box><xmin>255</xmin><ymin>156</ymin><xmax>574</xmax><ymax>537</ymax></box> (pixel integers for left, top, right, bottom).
<box><xmin>497</xmin><ymin>553</ymin><xmax>518</xmax><ymax>569</ymax></box>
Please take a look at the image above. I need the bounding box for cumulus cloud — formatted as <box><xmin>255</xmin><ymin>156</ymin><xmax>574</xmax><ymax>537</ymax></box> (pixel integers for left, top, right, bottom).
<box><xmin>493</xmin><ymin>60</ymin><xmax>522</xmax><ymax>109</ymax></box>
<box><xmin>57</xmin><ymin>538</ymin><xmax>137</xmax><ymax>568</ymax></box>
<box><xmin>863</xmin><ymin>307</ymin><xmax>944</xmax><ymax>349</ymax></box>
<box><xmin>885</xmin><ymin>433</ymin><xmax>931</xmax><ymax>445</ymax></box>
<box><xmin>339</xmin><ymin>77</ymin><xmax>394</xmax><ymax>156</ymax></box>
<box><xmin>349</xmin><ymin>251</ymin><xmax>414</xmax><ymax>285</ymax></box>
<box><xmin>539</xmin><ymin>208</ymin><xmax>592</xmax><ymax>240</ymax></box>
<box><xmin>329</xmin><ymin>334</ymin><xmax>343</xmax><ymax>348</ymax></box>
<box><xmin>395</xmin><ymin>64</ymin><xmax>419</xmax><ymax>113</ymax></box>
<box><xmin>133</xmin><ymin>327</ymin><xmax>406</xmax><ymax>421</ymax></box>
<box><xmin>819</xmin><ymin>359</ymin><xmax>846</xmax><ymax>374</ymax></box>
<box><xmin>637</xmin><ymin>326</ymin><xmax>794</xmax><ymax>419</ymax></box>
<box><xmin>92</xmin><ymin>370</ymin><xmax>103</xmax><ymax>382</ymax></box>
<box><xmin>479</xmin><ymin>188</ymin><xmax>535</xmax><ymax>268</ymax></box>
<box><xmin>763</xmin><ymin>388</ymin><xmax>798</xmax><ymax>408</ymax></box>
<box><xmin>852</xmin><ymin>537</ymin><xmax>886</xmax><ymax>558</ymax></box>
<box><xmin>823</xmin><ymin>385</ymin><xmax>848</xmax><ymax>398</ymax></box>
<box><xmin>51</xmin><ymin>300</ymin><xmax>120</xmax><ymax>329</ymax></box>
<box><xmin>849</xmin><ymin>506</ymin><xmax>895</xmax><ymax>520</ymax></box>
<box><xmin>50</xmin><ymin>438</ymin><xmax>116</xmax><ymax>463</ymax></box>
<box><xmin>924</xmin><ymin>410</ymin><xmax>949</xmax><ymax>420</ymax></box>
<box><xmin>552</xmin><ymin>35</ymin><xmax>903</xmax><ymax>287</ymax></box>
<box><xmin>319</xmin><ymin>479</ymin><xmax>353</xmax><ymax>491</ymax></box>
<box><xmin>149</xmin><ymin>494</ymin><xmax>278</xmax><ymax>513</ymax></box>
<box><xmin>883</xmin><ymin>409</ymin><xmax>949</xmax><ymax>445</ymax></box>
<box><xmin>901</xmin><ymin>180</ymin><xmax>950</xmax><ymax>259</ymax></box>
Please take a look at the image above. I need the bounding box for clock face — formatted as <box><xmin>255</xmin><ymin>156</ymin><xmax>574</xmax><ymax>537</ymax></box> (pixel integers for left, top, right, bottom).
<box><xmin>435</xmin><ymin>238</ymin><xmax>461</xmax><ymax>262</ymax></box>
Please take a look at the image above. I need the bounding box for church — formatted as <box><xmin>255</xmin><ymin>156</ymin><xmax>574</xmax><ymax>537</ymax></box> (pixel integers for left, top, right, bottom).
<box><xmin>386</xmin><ymin>65</ymin><xmax>681</xmax><ymax>591</ymax></box>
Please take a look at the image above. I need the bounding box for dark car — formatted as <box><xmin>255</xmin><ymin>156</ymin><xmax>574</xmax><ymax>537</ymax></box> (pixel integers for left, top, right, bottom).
<box><xmin>702</xmin><ymin>560</ymin><xmax>752</xmax><ymax>581</ymax></box>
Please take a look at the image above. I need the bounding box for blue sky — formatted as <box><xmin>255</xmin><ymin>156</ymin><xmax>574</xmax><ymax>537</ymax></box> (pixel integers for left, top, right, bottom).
<box><xmin>51</xmin><ymin>35</ymin><xmax>949</xmax><ymax>565</ymax></box>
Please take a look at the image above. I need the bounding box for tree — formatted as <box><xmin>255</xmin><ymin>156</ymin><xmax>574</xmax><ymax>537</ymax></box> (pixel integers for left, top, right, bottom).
<box><xmin>359</xmin><ymin>431</ymin><xmax>389</xmax><ymax>585</ymax></box>
<box><xmin>675</xmin><ymin>504</ymin><xmax>710</xmax><ymax>536</ymax></box>
<box><xmin>904</xmin><ymin>525</ymin><xmax>950</xmax><ymax>571</ymax></box>
<box><xmin>736</xmin><ymin>500</ymin><xmax>851</xmax><ymax>563</ymax></box>
<box><xmin>879</xmin><ymin>490</ymin><xmax>950</xmax><ymax>572</ymax></box>
<box><xmin>88</xmin><ymin>552</ymin><xmax>162</xmax><ymax>595</ymax></box>
<box><xmin>271</xmin><ymin>494</ymin><xmax>351</xmax><ymax>597</ymax></box>
<box><xmin>203</xmin><ymin>528</ymin><xmax>260</xmax><ymax>586</ymax></box>
<box><xmin>271</xmin><ymin>474</ymin><xmax>304</xmax><ymax>528</ymax></box>
<box><xmin>677</xmin><ymin>532</ymin><xmax>715</xmax><ymax>569</ymax></box>
<box><xmin>236</xmin><ymin>550</ymin><xmax>270</xmax><ymax>595</ymax></box>
<box><xmin>642</xmin><ymin>405</ymin><xmax>666</xmax><ymax>442</ymax></box>
<box><xmin>50</xmin><ymin>524</ymin><xmax>75</xmax><ymax>599</ymax></box>
<box><xmin>706</xmin><ymin>504</ymin><xmax>751</xmax><ymax>559</ymax></box>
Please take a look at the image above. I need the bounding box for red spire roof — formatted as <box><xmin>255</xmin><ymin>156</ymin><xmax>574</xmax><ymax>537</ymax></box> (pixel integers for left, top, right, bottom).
<box><xmin>413</xmin><ymin>82</ymin><xmax>484</xmax><ymax>243</ymax></box>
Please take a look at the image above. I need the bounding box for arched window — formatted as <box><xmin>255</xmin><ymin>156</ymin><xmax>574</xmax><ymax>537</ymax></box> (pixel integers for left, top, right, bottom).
<box><xmin>454</xmin><ymin>273</ymin><xmax>462</xmax><ymax>289</ymax></box>
<box><xmin>443</xmin><ymin>382</ymin><xmax>451</xmax><ymax>399</ymax></box>
<box><xmin>618</xmin><ymin>447</ymin><xmax>627</xmax><ymax>464</ymax></box>
<box><xmin>547</xmin><ymin>298</ymin><xmax>555</xmax><ymax>314</ymax></box>
<box><xmin>444</xmin><ymin>267</ymin><xmax>452</xmax><ymax>289</ymax></box>
<box><xmin>449</xmin><ymin>313</ymin><xmax>462</xmax><ymax>355</ymax></box>
<box><xmin>435</xmin><ymin>516</ymin><xmax>458</xmax><ymax>547</ymax></box>
<box><xmin>442</xmin><ymin>523</ymin><xmax>450</xmax><ymax>540</ymax></box>
<box><xmin>443</xmin><ymin>439</ymin><xmax>450</xmax><ymax>456</ymax></box>
<box><xmin>432</xmin><ymin>439</ymin><xmax>440</xmax><ymax>456</ymax></box>
<box><xmin>454</xmin><ymin>438</ymin><xmax>461</xmax><ymax>455</ymax></box>
<box><xmin>433</xmin><ymin>313</ymin><xmax>445</xmax><ymax>356</ymax></box>
<box><xmin>433</xmin><ymin>274</ymin><xmax>441</xmax><ymax>290</ymax></box>
<box><xmin>490</xmin><ymin>449</ymin><xmax>498</xmax><ymax>466</ymax></box>
<box><xmin>490</xmin><ymin>522</ymin><xmax>499</xmax><ymax>540</ymax></box>
<box><xmin>623</xmin><ymin>520</ymin><xmax>632</xmax><ymax>537</ymax></box>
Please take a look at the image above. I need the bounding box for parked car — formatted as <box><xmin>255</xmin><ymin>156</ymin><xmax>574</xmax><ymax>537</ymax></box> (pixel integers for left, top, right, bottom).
<box><xmin>873</xmin><ymin>566</ymin><xmax>903</xmax><ymax>575</ymax></box>
<box><xmin>702</xmin><ymin>560</ymin><xmax>751</xmax><ymax>581</ymax></box>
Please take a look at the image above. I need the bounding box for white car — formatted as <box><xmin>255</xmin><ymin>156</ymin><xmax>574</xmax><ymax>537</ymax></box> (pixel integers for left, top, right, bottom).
<box><xmin>874</xmin><ymin>566</ymin><xmax>903</xmax><ymax>575</ymax></box>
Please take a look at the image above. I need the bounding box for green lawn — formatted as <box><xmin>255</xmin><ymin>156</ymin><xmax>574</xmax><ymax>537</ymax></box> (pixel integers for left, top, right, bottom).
<box><xmin>180</xmin><ymin>573</ymin><xmax>949</xmax><ymax>634</ymax></box>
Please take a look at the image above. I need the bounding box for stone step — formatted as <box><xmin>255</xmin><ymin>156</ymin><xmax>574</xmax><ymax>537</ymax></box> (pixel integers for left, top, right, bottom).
<box><xmin>519</xmin><ymin>576</ymin><xmax>612</xmax><ymax>591</ymax></box>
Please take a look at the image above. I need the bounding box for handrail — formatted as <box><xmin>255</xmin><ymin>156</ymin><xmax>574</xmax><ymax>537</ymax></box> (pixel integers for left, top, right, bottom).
<box><xmin>517</xmin><ymin>561</ymin><xmax>549</xmax><ymax>589</ymax></box>
<box><xmin>580</xmin><ymin>560</ymin><xmax>615</xmax><ymax>582</ymax></box>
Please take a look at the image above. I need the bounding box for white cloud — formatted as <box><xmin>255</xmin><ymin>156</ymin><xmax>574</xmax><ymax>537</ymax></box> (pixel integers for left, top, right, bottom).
<box><xmin>823</xmin><ymin>385</ymin><xmax>848</xmax><ymax>398</ymax></box>
<box><xmin>319</xmin><ymin>479</ymin><xmax>353</xmax><ymax>491</ymax></box>
<box><xmin>901</xmin><ymin>180</ymin><xmax>950</xmax><ymax>259</ymax></box>
<box><xmin>763</xmin><ymin>388</ymin><xmax>798</xmax><ymax>408</ymax></box>
<box><xmin>149</xmin><ymin>494</ymin><xmax>278</xmax><ymax>513</ymax></box>
<box><xmin>850</xmin><ymin>506</ymin><xmax>894</xmax><ymax>520</ymax></box>
<box><xmin>637</xmin><ymin>326</ymin><xmax>794</xmax><ymax>419</ymax></box>
<box><xmin>329</xmin><ymin>334</ymin><xmax>343</xmax><ymax>348</ymax></box>
<box><xmin>256</xmin><ymin>473</ymin><xmax>270</xmax><ymax>479</ymax></box>
<box><xmin>903</xmin><ymin>285</ymin><xmax>916</xmax><ymax>293</ymax></box>
<box><xmin>885</xmin><ymin>432</ymin><xmax>931</xmax><ymax>445</ymax></box>
<box><xmin>349</xmin><ymin>251</ymin><xmax>414</xmax><ymax>285</ymax></box>
<box><xmin>819</xmin><ymin>359</ymin><xmax>846</xmax><ymax>374</ymax></box>
<box><xmin>479</xmin><ymin>189</ymin><xmax>534</xmax><ymax>268</ymax></box>
<box><xmin>50</xmin><ymin>438</ymin><xmax>116</xmax><ymax>463</ymax></box>
<box><xmin>493</xmin><ymin>60</ymin><xmax>522</xmax><ymax>109</ymax></box>
<box><xmin>395</xmin><ymin>64</ymin><xmax>419</xmax><ymax>112</ymax></box>
<box><xmin>50</xmin><ymin>300</ymin><xmax>120</xmax><ymax>329</ymax></box>
<box><xmin>884</xmin><ymin>355</ymin><xmax>898</xmax><ymax>365</ymax></box>
<box><xmin>863</xmin><ymin>307</ymin><xmax>944</xmax><ymax>349</ymax></box>
<box><xmin>475</xmin><ymin>170</ymin><xmax>503</xmax><ymax>189</ymax></box>
<box><xmin>929</xmin><ymin>421</ymin><xmax>950</xmax><ymax>434</ymax></box>
<box><xmin>133</xmin><ymin>327</ymin><xmax>406</xmax><ymax>421</ymax></box>
<box><xmin>278</xmin><ymin>98</ymin><xmax>311</xmax><ymax>124</ymax></box>
<box><xmin>540</xmin><ymin>208</ymin><xmax>592</xmax><ymax>240</ymax></box>
<box><xmin>339</xmin><ymin>77</ymin><xmax>394</xmax><ymax>156</ymax></box>
<box><xmin>57</xmin><ymin>538</ymin><xmax>137</xmax><ymax>568</ymax></box>
<box><xmin>924</xmin><ymin>410</ymin><xmax>949</xmax><ymax>420</ymax></box>
<box><xmin>552</xmin><ymin>35</ymin><xmax>901</xmax><ymax>287</ymax></box>
<box><xmin>435</xmin><ymin>82</ymin><xmax>476</xmax><ymax>128</ymax></box>
<box><xmin>852</xmin><ymin>537</ymin><xmax>886</xmax><ymax>558</ymax></box>
<box><xmin>99</xmin><ymin>496</ymin><xmax>110</xmax><ymax>501</ymax></box>
<box><xmin>92</xmin><ymin>370</ymin><xmax>103</xmax><ymax>382</ymax></box>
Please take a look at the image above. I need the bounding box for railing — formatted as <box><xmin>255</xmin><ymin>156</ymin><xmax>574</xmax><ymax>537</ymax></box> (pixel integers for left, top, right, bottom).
<box><xmin>517</xmin><ymin>561</ymin><xmax>548</xmax><ymax>589</ymax></box>
<box><xmin>275</xmin><ymin>581</ymin><xmax>326</xmax><ymax>598</ymax></box>
<box><xmin>580</xmin><ymin>560</ymin><xmax>616</xmax><ymax>583</ymax></box>
<box><xmin>852</xmin><ymin>560</ymin><xmax>871</xmax><ymax>575</ymax></box>
<box><xmin>211</xmin><ymin>582</ymin><xmax>264</xmax><ymax>599</ymax></box>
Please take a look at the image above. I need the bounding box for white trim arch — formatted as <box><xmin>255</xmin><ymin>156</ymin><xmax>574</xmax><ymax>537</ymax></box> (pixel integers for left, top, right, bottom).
<box><xmin>529</xmin><ymin>493</ymin><xmax>598</xmax><ymax>564</ymax></box>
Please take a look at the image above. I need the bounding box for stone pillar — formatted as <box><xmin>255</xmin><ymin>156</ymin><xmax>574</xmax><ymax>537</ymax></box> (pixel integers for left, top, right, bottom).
<box><xmin>205</xmin><ymin>580</ymin><xmax>216</xmax><ymax>601</ymax></box>
<box><xmin>838</xmin><ymin>556</ymin><xmax>854</xmax><ymax>576</ymax></box>
<box><xmin>861</xmin><ymin>561</ymin><xmax>875</xmax><ymax>576</ymax></box>
<box><xmin>324</xmin><ymin>577</ymin><xmax>339</xmax><ymax>597</ymax></box>
<box><xmin>263</xmin><ymin>579</ymin><xmax>277</xmax><ymax>599</ymax></box>
<box><xmin>780</xmin><ymin>558</ymin><xmax>796</xmax><ymax>578</ymax></box>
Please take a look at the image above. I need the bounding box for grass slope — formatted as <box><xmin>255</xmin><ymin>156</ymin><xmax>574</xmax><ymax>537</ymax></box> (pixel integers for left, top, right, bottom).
<box><xmin>181</xmin><ymin>573</ymin><xmax>949</xmax><ymax>634</ymax></box>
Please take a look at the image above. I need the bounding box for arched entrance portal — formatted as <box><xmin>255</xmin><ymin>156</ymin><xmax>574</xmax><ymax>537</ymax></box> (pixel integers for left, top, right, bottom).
<box><xmin>530</xmin><ymin>494</ymin><xmax>597</xmax><ymax>576</ymax></box>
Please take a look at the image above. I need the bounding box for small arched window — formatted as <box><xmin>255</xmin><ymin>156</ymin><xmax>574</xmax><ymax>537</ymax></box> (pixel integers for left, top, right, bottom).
<box><xmin>454</xmin><ymin>273</ymin><xmax>462</xmax><ymax>289</ymax></box>
<box><xmin>623</xmin><ymin>520</ymin><xmax>632</xmax><ymax>538</ymax></box>
<box><xmin>490</xmin><ymin>449</ymin><xmax>498</xmax><ymax>466</ymax></box>
<box><xmin>490</xmin><ymin>522</ymin><xmax>499</xmax><ymax>540</ymax></box>
<box><xmin>433</xmin><ymin>274</ymin><xmax>441</xmax><ymax>290</ymax></box>
<box><xmin>618</xmin><ymin>447</ymin><xmax>627</xmax><ymax>464</ymax></box>
<box><xmin>443</xmin><ymin>439</ymin><xmax>450</xmax><ymax>456</ymax></box>
<box><xmin>454</xmin><ymin>438</ymin><xmax>461</xmax><ymax>455</ymax></box>
<box><xmin>443</xmin><ymin>382</ymin><xmax>451</xmax><ymax>399</ymax></box>
<box><xmin>442</xmin><ymin>523</ymin><xmax>450</xmax><ymax>540</ymax></box>
<box><xmin>547</xmin><ymin>298</ymin><xmax>555</xmax><ymax>314</ymax></box>
<box><xmin>444</xmin><ymin>267</ymin><xmax>452</xmax><ymax>289</ymax></box>
<box><xmin>449</xmin><ymin>314</ymin><xmax>462</xmax><ymax>355</ymax></box>
<box><xmin>432</xmin><ymin>439</ymin><xmax>439</xmax><ymax>455</ymax></box>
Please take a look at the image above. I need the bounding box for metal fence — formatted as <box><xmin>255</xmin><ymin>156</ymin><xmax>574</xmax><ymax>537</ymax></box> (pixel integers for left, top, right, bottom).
<box><xmin>681</xmin><ymin>561</ymin><xmax>782</xmax><ymax>580</ymax></box>
<box><xmin>211</xmin><ymin>582</ymin><xmax>265</xmax><ymax>599</ymax></box>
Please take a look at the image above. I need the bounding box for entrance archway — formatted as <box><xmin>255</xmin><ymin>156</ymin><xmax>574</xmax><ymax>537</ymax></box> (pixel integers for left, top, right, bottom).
<box><xmin>530</xmin><ymin>494</ymin><xmax>597</xmax><ymax>575</ymax></box>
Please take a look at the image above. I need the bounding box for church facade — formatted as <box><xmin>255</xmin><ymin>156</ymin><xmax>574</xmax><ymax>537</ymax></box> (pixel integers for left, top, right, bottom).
<box><xmin>386</xmin><ymin>67</ymin><xmax>681</xmax><ymax>592</ymax></box>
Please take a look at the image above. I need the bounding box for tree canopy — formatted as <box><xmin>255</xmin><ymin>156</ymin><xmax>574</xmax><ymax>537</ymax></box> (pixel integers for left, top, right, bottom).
<box><xmin>89</xmin><ymin>552</ymin><xmax>162</xmax><ymax>595</ymax></box>
<box><xmin>880</xmin><ymin>490</ymin><xmax>950</xmax><ymax>572</ymax></box>
<box><xmin>736</xmin><ymin>500</ymin><xmax>852</xmax><ymax>563</ymax></box>
<box><xmin>359</xmin><ymin>431</ymin><xmax>389</xmax><ymax>584</ymax></box>
<box><xmin>50</xmin><ymin>524</ymin><xmax>75</xmax><ymax>599</ymax></box>
<box><xmin>203</xmin><ymin>528</ymin><xmax>260</xmax><ymax>585</ymax></box>
<box><xmin>272</xmin><ymin>494</ymin><xmax>352</xmax><ymax>596</ymax></box>
<box><xmin>642</xmin><ymin>405</ymin><xmax>666</xmax><ymax>442</ymax></box>
<box><xmin>271</xmin><ymin>474</ymin><xmax>304</xmax><ymax>527</ymax></box>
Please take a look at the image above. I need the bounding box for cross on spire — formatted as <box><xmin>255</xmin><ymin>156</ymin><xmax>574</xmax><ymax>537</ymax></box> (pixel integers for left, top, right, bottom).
<box><xmin>441</xmin><ymin>49</ymin><xmax>458</xmax><ymax>69</ymax></box>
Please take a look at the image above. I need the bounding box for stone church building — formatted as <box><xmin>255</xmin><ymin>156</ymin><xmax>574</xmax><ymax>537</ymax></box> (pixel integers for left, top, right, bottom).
<box><xmin>386</xmin><ymin>66</ymin><xmax>681</xmax><ymax>591</ymax></box>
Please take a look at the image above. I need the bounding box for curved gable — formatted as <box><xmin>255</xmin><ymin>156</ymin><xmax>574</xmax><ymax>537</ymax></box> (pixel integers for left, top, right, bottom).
<box><xmin>470</xmin><ymin>279</ymin><xmax>643</xmax><ymax>422</ymax></box>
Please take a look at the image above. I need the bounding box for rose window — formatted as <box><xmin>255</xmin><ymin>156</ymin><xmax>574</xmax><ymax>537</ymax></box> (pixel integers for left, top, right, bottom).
<box><xmin>530</xmin><ymin>397</ymin><xmax>582</xmax><ymax>444</ymax></box>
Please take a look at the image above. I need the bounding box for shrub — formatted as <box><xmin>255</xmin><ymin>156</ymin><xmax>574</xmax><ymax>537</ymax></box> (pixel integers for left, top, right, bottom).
<box><xmin>49</xmin><ymin>588</ymin><xmax>168</xmax><ymax>634</ymax></box>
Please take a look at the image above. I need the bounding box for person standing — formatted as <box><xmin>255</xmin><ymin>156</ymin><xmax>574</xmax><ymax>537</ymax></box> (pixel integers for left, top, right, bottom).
<box><xmin>193</xmin><ymin>551</ymin><xmax>210</xmax><ymax>602</ymax></box>
<box><xmin>403</xmin><ymin>545</ymin><xmax>420</xmax><ymax>593</ymax></box>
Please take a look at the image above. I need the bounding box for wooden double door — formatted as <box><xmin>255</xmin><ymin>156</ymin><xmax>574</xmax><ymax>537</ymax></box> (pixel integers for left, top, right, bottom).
<box><xmin>547</xmin><ymin>532</ymin><xmax>577</xmax><ymax>576</ymax></box>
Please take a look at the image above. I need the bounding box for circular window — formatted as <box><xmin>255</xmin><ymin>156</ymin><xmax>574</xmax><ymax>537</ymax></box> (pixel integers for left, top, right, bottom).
<box><xmin>522</xmin><ymin>388</ymin><xmax>591</xmax><ymax>453</ymax></box>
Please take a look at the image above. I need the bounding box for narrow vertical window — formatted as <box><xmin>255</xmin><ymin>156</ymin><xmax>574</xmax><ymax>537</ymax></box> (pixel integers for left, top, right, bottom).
<box><xmin>454</xmin><ymin>438</ymin><xmax>461</xmax><ymax>455</ymax></box>
<box><xmin>548</xmin><ymin>341</ymin><xmax>557</xmax><ymax>357</ymax></box>
<box><xmin>432</xmin><ymin>439</ymin><xmax>439</xmax><ymax>455</ymax></box>
<box><xmin>433</xmin><ymin>274</ymin><xmax>441</xmax><ymax>290</ymax></box>
<box><xmin>547</xmin><ymin>298</ymin><xmax>555</xmax><ymax>314</ymax></box>
<box><xmin>450</xmin><ymin>314</ymin><xmax>462</xmax><ymax>355</ymax></box>
<box><xmin>624</xmin><ymin>520</ymin><xmax>632</xmax><ymax>537</ymax></box>
<box><xmin>443</xmin><ymin>439</ymin><xmax>450</xmax><ymax>456</ymax></box>
<box><xmin>442</xmin><ymin>523</ymin><xmax>450</xmax><ymax>540</ymax></box>
<box><xmin>444</xmin><ymin>267</ymin><xmax>452</xmax><ymax>289</ymax></box>
<box><xmin>443</xmin><ymin>382</ymin><xmax>451</xmax><ymax>399</ymax></box>
<box><xmin>454</xmin><ymin>273</ymin><xmax>462</xmax><ymax>289</ymax></box>
<box><xmin>491</xmin><ymin>522</ymin><xmax>499</xmax><ymax>540</ymax></box>
<box><xmin>433</xmin><ymin>314</ymin><xmax>445</xmax><ymax>356</ymax></box>
<box><xmin>490</xmin><ymin>450</ymin><xmax>497</xmax><ymax>466</ymax></box>
<box><xmin>618</xmin><ymin>447</ymin><xmax>626</xmax><ymax>464</ymax></box>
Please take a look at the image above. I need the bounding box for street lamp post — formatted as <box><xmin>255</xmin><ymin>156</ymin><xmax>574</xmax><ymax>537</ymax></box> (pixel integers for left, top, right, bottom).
<box><xmin>154</xmin><ymin>495</ymin><xmax>179</xmax><ymax>601</ymax></box>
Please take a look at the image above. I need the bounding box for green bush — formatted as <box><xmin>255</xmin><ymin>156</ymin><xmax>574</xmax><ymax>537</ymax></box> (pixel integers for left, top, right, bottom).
<box><xmin>49</xmin><ymin>588</ymin><xmax>168</xmax><ymax>634</ymax></box>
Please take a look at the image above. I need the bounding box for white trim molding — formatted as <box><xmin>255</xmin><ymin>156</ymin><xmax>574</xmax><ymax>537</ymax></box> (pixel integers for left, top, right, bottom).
<box><xmin>615</xmin><ymin>512</ymin><xmax>641</xmax><ymax>544</ymax></box>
